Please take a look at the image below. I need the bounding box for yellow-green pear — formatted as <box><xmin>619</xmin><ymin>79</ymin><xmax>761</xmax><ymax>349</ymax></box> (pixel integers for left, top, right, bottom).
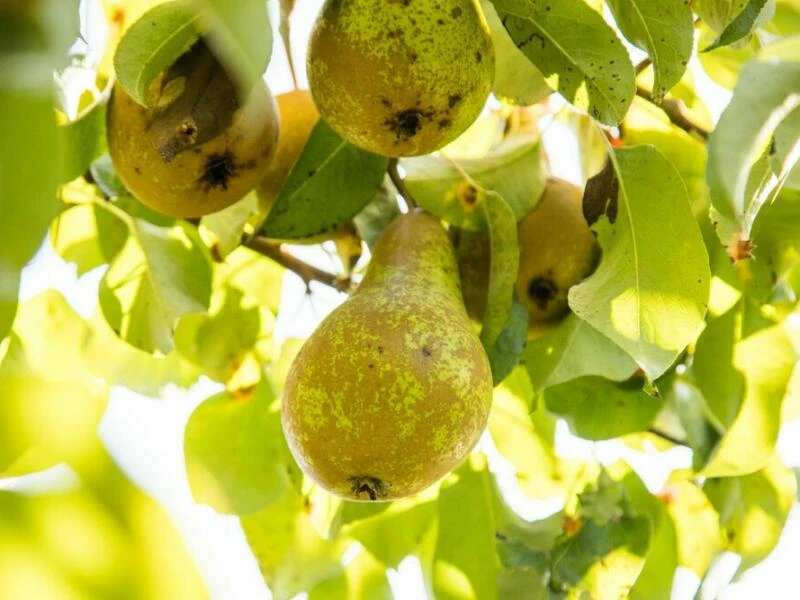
<box><xmin>282</xmin><ymin>211</ymin><xmax>493</xmax><ymax>501</ymax></box>
<box><xmin>107</xmin><ymin>40</ymin><xmax>279</xmax><ymax>218</ymax></box>
<box><xmin>454</xmin><ymin>178</ymin><xmax>600</xmax><ymax>337</ymax></box>
<box><xmin>306</xmin><ymin>0</ymin><xmax>495</xmax><ymax>157</ymax></box>
<box><xmin>516</xmin><ymin>178</ymin><xmax>600</xmax><ymax>324</ymax></box>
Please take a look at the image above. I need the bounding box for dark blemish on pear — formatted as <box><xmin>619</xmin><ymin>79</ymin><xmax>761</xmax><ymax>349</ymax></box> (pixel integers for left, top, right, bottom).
<box><xmin>422</xmin><ymin>347</ymin><xmax>432</xmax><ymax>358</ymax></box>
<box><xmin>199</xmin><ymin>151</ymin><xmax>237</xmax><ymax>191</ymax></box>
<box><xmin>448</xmin><ymin>94</ymin><xmax>462</xmax><ymax>108</ymax></box>
<box><xmin>451</xmin><ymin>6</ymin><xmax>462</xmax><ymax>18</ymax></box>
<box><xmin>349</xmin><ymin>476</ymin><xmax>388</xmax><ymax>501</ymax></box>
<box><xmin>385</xmin><ymin>109</ymin><xmax>432</xmax><ymax>142</ymax></box>
<box><xmin>528</xmin><ymin>277</ymin><xmax>557</xmax><ymax>310</ymax></box>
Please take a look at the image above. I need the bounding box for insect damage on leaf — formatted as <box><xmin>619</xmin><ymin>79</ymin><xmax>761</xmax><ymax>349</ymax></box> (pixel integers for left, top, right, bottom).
<box><xmin>583</xmin><ymin>158</ymin><xmax>619</xmax><ymax>226</ymax></box>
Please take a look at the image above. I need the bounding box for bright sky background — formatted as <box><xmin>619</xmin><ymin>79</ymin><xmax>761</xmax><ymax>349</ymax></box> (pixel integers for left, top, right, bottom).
<box><xmin>5</xmin><ymin>1</ymin><xmax>800</xmax><ymax>598</ymax></box>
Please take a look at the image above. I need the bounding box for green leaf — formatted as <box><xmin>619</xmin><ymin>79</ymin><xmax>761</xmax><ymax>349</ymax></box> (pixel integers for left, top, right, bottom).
<box><xmin>113</xmin><ymin>0</ymin><xmax>204</xmax><ymax>106</ymax></box>
<box><xmin>200</xmin><ymin>191</ymin><xmax>259</xmax><ymax>259</ymax></box>
<box><xmin>353</xmin><ymin>178</ymin><xmax>402</xmax><ymax>250</ymax></box>
<box><xmin>622</xmin><ymin>471</ymin><xmax>678</xmax><ymax>600</ymax></box>
<box><xmin>694</xmin><ymin>0</ymin><xmax>749</xmax><ymax>32</ymax></box>
<box><xmin>479</xmin><ymin>193</ymin><xmax>521</xmax><ymax>381</ymax></box>
<box><xmin>767</xmin><ymin>0</ymin><xmax>800</xmax><ymax>36</ymax></box>
<box><xmin>261</xmin><ymin>121</ymin><xmax>388</xmax><ymax>240</ymax></box>
<box><xmin>707</xmin><ymin>57</ymin><xmax>800</xmax><ymax>241</ymax></box>
<box><xmin>217</xmin><ymin>245</ymin><xmax>284</xmax><ymax>314</ymax></box>
<box><xmin>176</xmin><ymin>285</ymin><xmax>272</xmax><ymax>383</ymax></box>
<box><xmin>199</xmin><ymin>0</ymin><xmax>273</xmax><ymax>93</ymax></box>
<box><xmin>692</xmin><ymin>304</ymin><xmax>745</xmax><ymax>431</ymax></box>
<box><xmin>569</xmin><ymin>145</ymin><xmax>710</xmax><ymax>379</ymax></box>
<box><xmin>702</xmin><ymin>324</ymin><xmax>798</xmax><ymax>477</ymax></box>
<box><xmin>100</xmin><ymin>216</ymin><xmax>213</xmax><ymax>354</ymax></box>
<box><xmin>50</xmin><ymin>202</ymin><xmax>127</xmax><ymax>276</ymax></box>
<box><xmin>549</xmin><ymin>516</ymin><xmax>650</xmax><ymax>598</ymax></box>
<box><xmin>705</xmin><ymin>455</ymin><xmax>797</xmax><ymax>571</ymax></box>
<box><xmin>704</xmin><ymin>0</ymin><xmax>776</xmax><ymax>51</ymax></box>
<box><xmin>773</xmin><ymin>104</ymin><xmax>800</xmax><ymax>190</ymax></box>
<box><xmin>241</xmin><ymin>489</ymin><xmax>348</xmax><ymax>600</ymax></box>
<box><xmin>488</xmin><ymin>367</ymin><xmax>575</xmax><ymax>499</ymax></box>
<box><xmin>0</xmin><ymin>296</ymin><xmax>108</xmax><ymax>473</ymax></box>
<box><xmin>403</xmin><ymin>134</ymin><xmax>547</xmax><ymax>230</ymax></box>
<box><xmin>524</xmin><ymin>313</ymin><xmax>639</xmax><ymax>390</ymax></box>
<box><xmin>340</xmin><ymin>494</ymin><xmax>438</xmax><ymax>568</ymax></box>
<box><xmin>486</xmin><ymin>299</ymin><xmax>528</xmax><ymax>385</ymax></box>
<box><xmin>308</xmin><ymin>550</ymin><xmax>393</xmax><ymax>600</ymax></box>
<box><xmin>659</xmin><ymin>479</ymin><xmax>720</xmax><ymax>577</ymax></box>
<box><xmin>432</xmin><ymin>454</ymin><xmax>499</xmax><ymax>600</ymax></box>
<box><xmin>544</xmin><ymin>376</ymin><xmax>662</xmax><ymax>440</ymax></box>
<box><xmin>0</xmin><ymin>271</ymin><xmax>19</xmax><ymax>342</ymax></box>
<box><xmin>184</xmin><ymin>379</ymin><xmax>298</xmax><ymax>516</ymax></box>
<box><xmin>481</xmin><ymin>0</ymin><xmax>552</xmax><ymax>105</ymax></box>
<box><xmin>57</xmin><ymin>101</ymin><xmax>108</xmax><ymax>184</ymax></box>
<box><xmin>605</xmin><ymin>0</ymin><xmax>694</xmax><ymax>102</ymax></box>
<box><xmin>491</xmin><ymin>0</ymin><xmax>635</xmax><ymax>125</ymax></box>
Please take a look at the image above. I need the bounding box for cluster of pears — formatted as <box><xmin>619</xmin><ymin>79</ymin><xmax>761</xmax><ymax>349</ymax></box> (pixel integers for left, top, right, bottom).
<box><xmin>457</xmin><ymin>178</ymin><xmax>601</xmax><ymax>337</ymax></box>
<box><xmin>107</xmin><ymin>39</ymin><xmax>280</xmax><ymax>218</ymax></box>
<box><xmin>281</xmin><ymin>211</ymin><xmax>493</xmax><ymax>501</ymax></box>
<box><xmin>307</xmin><ymin>0</ymin><xmax>495</xmax><ymax>157</ymax></box>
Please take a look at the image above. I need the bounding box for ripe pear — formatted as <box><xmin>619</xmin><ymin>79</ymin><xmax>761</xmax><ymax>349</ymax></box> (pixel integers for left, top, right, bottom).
<box><xmin>516</xmin><ymin>178</ymin><xmax>600</xmax><ymax>324</ymax></box>
<box><xmin>282</xmin><ymin>211</ymin><xmax>493</xmax><ymax>501</ymax></box>
<box><xmin>454</xmin><ymin>179</ymin><xmax>600</xmax><ymax>337</ymax></box>
<box><xmin>257</xmin><ymin>89</ymin><xmax>319</xmax><ymax>214</ymax></box>
<box><xmin>307</xmin><ymin>0</ymin><xmax>495</xmax><ymax>157</ymax></box>
<box><xmin>107</xmin><ymin>40</ymin><xmax>279</xmax><ymax>218</ymax></box>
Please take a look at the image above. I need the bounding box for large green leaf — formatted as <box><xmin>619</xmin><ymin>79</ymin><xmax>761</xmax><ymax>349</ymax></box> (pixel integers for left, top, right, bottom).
<box><xmin>524</xmin><ymin>313</ymin><xmax>638</xmax><ymax>390</ymax></box>
<box><xmin>481</xmin><ymin>0</ymin><xmax>551</xmax><ymax>105</ymax></box>
<box><xmin>773</xmin><ymin>106</ymin><xmax>800</xmax><ymax>189</ymax></box>
<box><xmin>479</xmin><ymin>193</ymin><xmax>524</xmax><ymax>384</ymax></box>
<box><xmin>308</xmin><ymin>550</ymin><xmax>392</xmax><ymax>600</ymax></box>
<box><xmin>707</xmin><ymin>46</ymin><xmax>800</xmax><ymax>241</ymax></box>
<box><xmin>694</xmin><ymin>0</ymin><xmax>750</xmax><ymax>32</ymax></box>
<box><xmin>569</xmin><ymin>145</ymin><xmax>710</xmax><ymax>379</ymax></box>
<box><xmin>99</xmin><ymin>214</ymin><xmax>213</xmax><ymax>354</ymax></box>
<box><xmin>113</xmin><ymin>0</ymin><xmax>204</xmax><ymax>106</ymax></box>
<box><xmin>661</xmin><ymin>479</ymin><xmax>722</xmax><ymax>577</ymax></box>
<box><xmin>50</xmin><ymin>201</ymin><xmax>128</xmax><ymax>276</ymax></box>
<box><xmin>548</xmin><ymin>515</ymin><xmax>650</xmax><ymax>598</ymax></box>
<box><xmin>241</xmin><ymin>490</ymin><xmax>348</xmax><ymax>600</ymax></box>
<box><xmin>340</xmin><ymin>493</ymin><xmax>438</xmax><ymax>568</ymax></box>
<box><xmin>705</xmin><ymin>455</ymin><xmax>797</xmax><ymax>571</ymax></box>
<box><xmin>199</xmin><ymin>0</ymin><xmax>273</xmax><ymax>92</ymax></box>
<box><xmin>544</xmin><ymin>376</ymin><xmax>663</xmax><ymax>440</ymax></box>
<box><xmin>403</xmin><ymin>134</ymin><xmax>547</xmax><ymax>230</ymax></box>
<box><xmin>491</xmin><ymin>0</ymin><xmax>635</xmax><ymax>125</ymax></box>
<box><xmin>605</xmin><ymin>0</ymin><xmax>694</xmax><ymax>101</ymax></box>
<box><xmin>433</xmin><ymin>454</ymin><xmax>500</xmax><ymax>600</ymax></box>
<box><xmin>702</xmin><ymin>324</ymin><xmax>798</xmax><ymax>477</ymax></box>
<box><xmin>57</xmin><ymin>101</ymin><xmax>108</xmax><ymax>184</ymax></box>
<box><xmin>488</xmin><ymin>367</ymin><xmax>575</xmax><ymax>499</ymax></box>
<box><xmin>261</xmin><ymin>121</ymin><xmax>388</xmax><ymax>240</ymax></box>
<box><xmin>184</xmin><ymin>379</ymin><xmax>298</xmax><ymax>516</ymax></box>
<box><xmin>704</xmin><ymin>0</ymin><xmax>776</xmax><ymax>51</ymax></box>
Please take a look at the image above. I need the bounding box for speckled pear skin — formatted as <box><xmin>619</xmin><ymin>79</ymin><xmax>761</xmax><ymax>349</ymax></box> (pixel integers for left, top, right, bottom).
<box><xmin>306</xmin><ymin>0</ymin><xmax>494</xmax><ymax>157</ymax></box>
<box><xmin>282</xmin><ymin>211</ymin><xmax>493</xmax><ymax>501</ymax></box>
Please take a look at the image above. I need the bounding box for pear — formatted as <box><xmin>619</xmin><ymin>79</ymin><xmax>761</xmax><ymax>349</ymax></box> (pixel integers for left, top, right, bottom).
<box><xmin>107</xmin><ymin>39</ymin><xmax>279</xmax><ymax>218</ymax></box>
<box><xmin>306</xmin><ymin>0</ymin><xmax>494</xmax><ymax>157</ymax></box>
<box><xmin>516</xmin><ymin>178</ymin><xmax>600</xmax><ymax>324</ymax></box>
<box><xmin>454</xmin><ymin>178</ymin><xmax>600</xmax><ymax>337</ymax></box>
<box><xmin>282</xmin><ymin>211</ymin><xmax>493</xmax><ymax>501</ymax></box>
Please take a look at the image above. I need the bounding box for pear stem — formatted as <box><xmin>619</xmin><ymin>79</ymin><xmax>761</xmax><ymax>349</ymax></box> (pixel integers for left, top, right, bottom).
<box><xmin>388</xmin><ymin>158</ymin><xmax>418</xmax><ymax>211</ymax></box>
<box><xmin>245</xmin><ymin>236</ymin><xmax>351</xmax><ymax>293</ymax></box>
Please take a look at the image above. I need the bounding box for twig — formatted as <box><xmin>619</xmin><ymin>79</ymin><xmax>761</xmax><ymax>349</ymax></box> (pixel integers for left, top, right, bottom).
<box><xmin>387</xmin><ymin>158</ymin><xmax>418</xmax><ymax>210</ymax></box>
<box><xmin>635</xmin><ymin>85</ymin><xmax>710</xmax><ymax>140</ymax></box>
<box><xmin>647</xmin><ymin>427</ymin><xmax>689</xmax><ymax>447</ymax></box>
<box><xmin>245</xmin><ymin>236</ymin><xmax>351</xmax><ymax>293</ymax></box>
<box><xmin>634</xmin><ymin>57</ymin><xmax>652</xmax><ymax>76</ymax></box>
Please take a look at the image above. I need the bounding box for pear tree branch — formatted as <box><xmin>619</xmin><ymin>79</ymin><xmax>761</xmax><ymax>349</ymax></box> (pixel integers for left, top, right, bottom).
<box><xmin>244</xmin><ymin>236</ymin><xmax>351</xmax><ymax>293</ymax></box>
<box><xmin>388</xmin><ymin>158</ymin><xmax>418</xmax><ymax>210</ymax></box>
<box><xmin>647</xmin><ymin>427</ymin><xmax>689</xmax><ymax>447</ymax></box>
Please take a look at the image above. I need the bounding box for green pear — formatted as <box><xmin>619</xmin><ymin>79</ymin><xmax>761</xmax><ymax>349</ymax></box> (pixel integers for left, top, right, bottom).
<box><xmin>306</xmin><ymin>0</ymin><xmax>495</xmax><ymax>157</ymax></box>
<box><xmin>282</xmin><ymin>211</ymin><xmax>493</xmax><ymax>501</ymax></box>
